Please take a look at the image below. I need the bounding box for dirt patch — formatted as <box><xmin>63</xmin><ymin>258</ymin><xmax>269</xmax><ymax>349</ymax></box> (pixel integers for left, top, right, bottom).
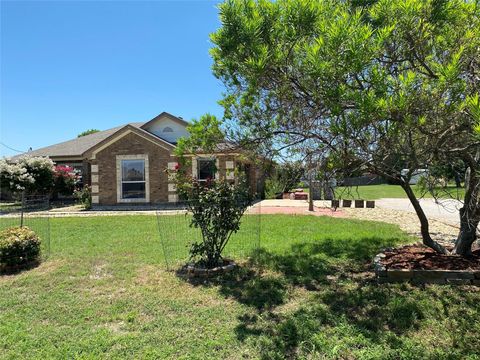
<box><xmin>381</xmin><ymin>244</ymin><xmax>480</xmax><ymax>270</ymax></box>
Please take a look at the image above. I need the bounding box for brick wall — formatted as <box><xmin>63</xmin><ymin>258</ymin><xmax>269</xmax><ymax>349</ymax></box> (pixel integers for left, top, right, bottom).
<box><xmin>88</xmin><ymin>133</ymin><xmax>262</xmax><ymax>205</ymax></box>
<box><xmin>92</xmin><ymin>132</ymin><xmax>173</xmax><ymax>205</ymax></box>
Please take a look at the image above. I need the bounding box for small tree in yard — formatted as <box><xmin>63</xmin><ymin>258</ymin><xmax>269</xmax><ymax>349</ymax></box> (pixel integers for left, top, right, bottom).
<box><xmin>174</xmin><ymin>113</ymin><xmax>254</xmax><ymax>268</ymax></box>
<box><xmin>179</xmin><ymin>178</ymin><xmax>253</xmax><ymax>268</ymax></box>
<box><xmin>211</xmin><ymin>0</ymin><xmax>480</xmax><ymax>256</ymax></box>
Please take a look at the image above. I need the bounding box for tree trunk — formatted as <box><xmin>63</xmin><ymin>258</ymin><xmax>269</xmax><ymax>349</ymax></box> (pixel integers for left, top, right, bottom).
<box><xmin>401</xmin><ymin>183</ymin><xmax>448</xmax><ymax>254</ymax></box>
<box><xmin>453</xmin><ymin>209</ymin><xmax>479</xmax><ymax>256</ymax></box>
<box><xmin>453</xmin><ymin>151</ymin><xmax>480</xmax><ymax>256</ymax></box>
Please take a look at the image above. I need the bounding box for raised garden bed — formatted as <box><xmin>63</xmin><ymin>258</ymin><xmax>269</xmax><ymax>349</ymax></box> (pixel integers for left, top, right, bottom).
<box><xmin>178</xmin><ymin>259</ymin><xmax>237</xmax><ymax>279</ymax></box>
<box><xmin>374</xmin><ymin>244</ymin><xmax>480</xmax><ymax>285</ymax></box>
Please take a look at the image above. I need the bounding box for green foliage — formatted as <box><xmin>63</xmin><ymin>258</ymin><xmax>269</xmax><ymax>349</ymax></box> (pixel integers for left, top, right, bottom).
<box><xmin>77</xmin><ymin>129</ymin><xmax>100</xmax><ymax>137</ymax></box>
<box><xmin>265</xmin><ymin>177</ymin><xmax>284</xmax><ymax>199</ymax></box>
<box><xmin>0</xmin><ymin>226</ymin><xmax>41</xmax><ymax>268</ymax></box>
<box><xmin>211</xmin><ymin>0</ymin><xmax>480</xmax><ymax>254</ymax></box>
<box><xmin>265</xmin><ymin>162</ymin><xmax>304</xmax><ymax>198</ymax></box>
<box><xmin>180</xmin><ymin>179</ymin><xmax>253</xmax><ymax>268</ymax></box>
<box><xmin>74</xmin><ymin>186</ymin><xmax>91</xmax><ymax>209</ymax></box>
<box><xmin>175</xmin><ymin>113</ymin><xmax>224</xmax><ymax>158</ymax></box>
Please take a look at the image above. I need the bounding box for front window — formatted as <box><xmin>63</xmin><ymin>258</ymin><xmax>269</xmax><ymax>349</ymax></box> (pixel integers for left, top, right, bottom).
<box><xmin>198</xmin><ymin>159</ymin><xmax>216</xmax><ymax>182</ymax></box>
<box><xmin>121</xmin><ymin>159</ymin><xmax>145</xmax><ymax>199</ymax></box>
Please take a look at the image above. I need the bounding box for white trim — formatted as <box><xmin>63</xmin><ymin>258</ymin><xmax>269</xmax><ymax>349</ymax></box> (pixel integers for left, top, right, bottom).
<box><xmin>116</xmin><ymin>154</ymin><xmax>150</xmax><ymax>203</ymax></box>
<box><xmin>89</xmin><ymin>128</ymin><xmax>173</xmax><ymax>159</ymax></box>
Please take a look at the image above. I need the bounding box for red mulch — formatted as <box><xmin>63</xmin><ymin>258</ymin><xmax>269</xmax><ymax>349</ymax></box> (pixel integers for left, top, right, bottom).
<box><xmin>381</xmin><ymin>244</ymin><xmax>480</xmax><ymax>270</ymax></box>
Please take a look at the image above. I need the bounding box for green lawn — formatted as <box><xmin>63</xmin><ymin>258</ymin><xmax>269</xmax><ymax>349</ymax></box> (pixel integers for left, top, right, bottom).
<box><xmin>334</xmin><ymin>184</ymin><xmax>466</xmax><ymax>200</ymax></box>
<box><xmin>1</xmin><ymin>215</ymin><xmax>479</xmax><ymax>359</ymax></box>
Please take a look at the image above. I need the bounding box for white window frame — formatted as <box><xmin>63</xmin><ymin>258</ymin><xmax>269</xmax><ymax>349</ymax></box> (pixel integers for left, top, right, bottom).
<box><xmin>116</xmin><ymin>155</ymin><xmax>150</xmax><ymax>203</ymax></box>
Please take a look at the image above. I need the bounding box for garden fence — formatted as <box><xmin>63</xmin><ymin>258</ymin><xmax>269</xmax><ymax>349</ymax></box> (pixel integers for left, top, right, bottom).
<box><xmin>0</xmin><ymin>195</ymin><xmax>51</xmax><ymax>262</ymax></box>
<box><xmin>157</xmin><ymin>200</ymin><xmax>261</xmax><ymax>270</ymax></box>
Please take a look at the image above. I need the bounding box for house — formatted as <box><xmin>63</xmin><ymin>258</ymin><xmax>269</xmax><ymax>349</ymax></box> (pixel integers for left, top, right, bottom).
<box><xmin>12</xmin><ymin>112</ymin><xmax>265</xmax><ymax>206</ymax></box>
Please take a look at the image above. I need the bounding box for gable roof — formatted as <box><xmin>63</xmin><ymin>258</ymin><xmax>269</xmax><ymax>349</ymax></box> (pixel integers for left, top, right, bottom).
<box><xmin>140</xmin><ymin>111</ymin><xmax>189</xmax><ymax>130</ymax></box>
<box><xmin>9</xmin><ymin>123</ymin><xmax>143</xmax><ymax>160</ymax></box>
<box><xmin>8</xmin><ymin>111</ymin><xmax>188</xmax><ymax>161</ymax></box>
<box><xmin>83</xmin><ymin>124</ymin><xmax>176</xmax><ymax>159</ymax></box>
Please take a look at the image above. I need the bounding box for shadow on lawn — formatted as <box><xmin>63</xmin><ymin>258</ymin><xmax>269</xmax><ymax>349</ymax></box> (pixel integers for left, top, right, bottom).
<box><xmin>181</xmin><ymin>237</ymin><xmax>446</xmax><ymax>358</ymax></box>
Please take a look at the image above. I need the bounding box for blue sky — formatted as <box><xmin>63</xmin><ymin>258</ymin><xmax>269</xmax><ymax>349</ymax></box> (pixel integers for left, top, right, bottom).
<box><xmin>0</xmin><ymin>0</ymin><xmax>224</xmax><ymax>157</ymax></box>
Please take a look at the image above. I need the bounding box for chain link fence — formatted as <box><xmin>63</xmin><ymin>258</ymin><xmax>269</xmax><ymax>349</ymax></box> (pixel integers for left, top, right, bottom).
<box><xmin>157</xmin><ymin>200</ymin><xmax>261</xmax><ymax>269</ymax></box>
<box><xmin>0</xmin><ymin>195</ymin><xmax>51</xmax><ymax>263</ymax></box>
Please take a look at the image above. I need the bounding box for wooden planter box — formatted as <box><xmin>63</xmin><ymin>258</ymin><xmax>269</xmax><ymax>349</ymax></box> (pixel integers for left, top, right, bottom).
<box><xmin>366</xmin><ymin>200</ymin><xmax>375</xmax><ymax>208</ymax></box>
<box><xmin>342</xmin><ymin>199</ymin><xmax>352</xmax><ymax>207</ymax></box>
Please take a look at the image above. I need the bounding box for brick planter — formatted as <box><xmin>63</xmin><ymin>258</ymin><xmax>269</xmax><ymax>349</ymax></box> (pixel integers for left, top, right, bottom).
<box><xmin>374</xmin><ymin>252</ymin><xmax>480</xmax><ymax>285</ymax></box>
<box><xmin>180</xmin><ymin>259</ymin><xmax>237</xmax><ymax>279</ymax></box>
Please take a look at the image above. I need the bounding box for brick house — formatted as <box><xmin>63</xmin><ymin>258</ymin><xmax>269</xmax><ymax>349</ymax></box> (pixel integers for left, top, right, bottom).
<box><xmin>13</xmin><ymin>112</ymin><xmax>265</xmax><ymax>206</ymax></box>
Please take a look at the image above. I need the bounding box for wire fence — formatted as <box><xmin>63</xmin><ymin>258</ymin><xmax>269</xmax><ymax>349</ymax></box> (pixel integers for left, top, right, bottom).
<box><xmin>0</xmin><ymin>195</ymin><xmax>51</xmax><ymax>263</ymax></box>
<box><xmin>157</xmin><ymin>200</ymin><xmax>261</xmax><ymax>270</ymax></box>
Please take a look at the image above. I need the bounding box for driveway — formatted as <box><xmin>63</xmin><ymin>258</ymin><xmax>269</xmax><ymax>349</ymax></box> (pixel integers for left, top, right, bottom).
<box><xmin>375</xmin><ymin>198</ymin><xmax>462</xmax><ymax>227</ymax></box>
<box><xmin>258</xmin><ymin>198</ymin><xmax>463</xmax><ymax>226</ymax></box>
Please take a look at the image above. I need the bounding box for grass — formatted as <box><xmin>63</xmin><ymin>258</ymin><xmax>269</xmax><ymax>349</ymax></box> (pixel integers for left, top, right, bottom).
<box><xmin>334</xmin><ymin>184</ymin><xmax>466</xmax><ymax>200</ymax></box>
<box><xmin>1</xmin><ymin>215</ymin><xmax>479</xmax><ymax>359</ymax></box>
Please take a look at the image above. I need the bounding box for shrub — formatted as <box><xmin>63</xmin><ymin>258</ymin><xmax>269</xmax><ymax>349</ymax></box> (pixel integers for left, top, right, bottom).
<box><xmin>0</xmin><ymin>226</ymin><xmax>41</xmax><ymax>269</ymax></box>
<box><xmin>74</xmin><ymin>186</ymin><xmax>91</xmax><ymax>209</ymax></box>
<box><xmin>53</xmin><ymin>165</ymin><xmax>75</xmax><ymax>196</ymax></box>
<box><xmin>265</xmin><ymin>177</ymin><xmax>284</xmax><ymax>199</ymax></box>
<box><xmin>264</xmin><ymin>162</ymin><xmax>304</xmax><ymax>198</ymax></box>
<box><xmin>179</xmin><ymin>178</ymin><xmax>253</xmax><ymax>268</ymax></box>
<box><xmin>0</xmin><ymin>156</ymin><xmax>55</xmax><ymax>195</ymax></box>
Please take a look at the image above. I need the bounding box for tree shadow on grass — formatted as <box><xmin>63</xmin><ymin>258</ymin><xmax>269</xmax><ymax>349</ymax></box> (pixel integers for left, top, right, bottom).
<box><xmin>179</xmin><ymin>235</ymin><xmax>474</xmax><ymax>358</ymax></box>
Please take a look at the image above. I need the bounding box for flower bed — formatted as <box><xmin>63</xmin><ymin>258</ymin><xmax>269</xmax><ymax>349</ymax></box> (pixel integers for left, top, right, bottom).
<box><xmin>374</xmin><ymin>244</ymin><xmax>480</xmax><ymax>285</ymax></box>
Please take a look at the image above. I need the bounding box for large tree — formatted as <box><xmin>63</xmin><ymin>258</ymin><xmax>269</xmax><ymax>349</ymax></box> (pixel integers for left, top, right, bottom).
<box><xmin>211</xmin><ymin>0</ymin><xmax>480</xmax><ymax>255</ymax></box>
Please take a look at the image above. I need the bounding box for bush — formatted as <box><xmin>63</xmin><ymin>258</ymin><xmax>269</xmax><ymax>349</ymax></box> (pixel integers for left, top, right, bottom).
<box><xmin>0</xmin><ymin>226</ymin><xmax>41</xmax><ymax>269</ymax></box>
<box><xmin>74</xmin><ymin>186</ymin><xmax>91</xmax><ymax>209</ymax></box>
<box><xmin>265</xmin><ymin>177</ymin><xmax>284</xmax><ymax>199</ymax></box>
<box><xmin>179</xmin><ymin>178</ymin><xmax>253</xmax><ymax>268</ymax></box>
<box><xmin>53</xmin><ymin>165</ymin><xmax>76</xmax><ymax>196</ymax></box>
<box><xmin>264</xmin><ymin>162</ymin><xmax>304</xmax><ymax>198</ymax></box>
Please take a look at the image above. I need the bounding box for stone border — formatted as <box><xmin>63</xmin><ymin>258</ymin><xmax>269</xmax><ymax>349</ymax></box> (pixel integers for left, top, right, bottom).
<box><xmin>179</xmin><ymin>260</ymin><xmax>237</xmax><ymax>278</ymax></box>
<box><xmin>374</xmin><ymin>252</ymin><xmax>480</xmax><ymax>285</ymax></box>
